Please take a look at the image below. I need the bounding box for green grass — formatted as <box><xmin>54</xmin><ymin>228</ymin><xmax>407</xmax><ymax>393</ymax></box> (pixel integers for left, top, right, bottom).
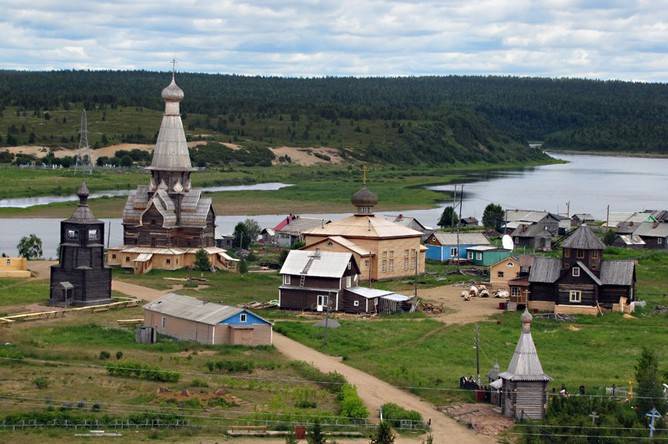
<box><xmin>0</xmin><ymin>278</ymin><xmax>49</xmax><ymax>307</ymax></box>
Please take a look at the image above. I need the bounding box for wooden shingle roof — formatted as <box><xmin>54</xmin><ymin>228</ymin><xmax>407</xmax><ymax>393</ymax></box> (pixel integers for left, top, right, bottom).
<box><xmin>562</xmin><ymin>225</ymin><xmax>605</xmax><ymax>250</ymax></box>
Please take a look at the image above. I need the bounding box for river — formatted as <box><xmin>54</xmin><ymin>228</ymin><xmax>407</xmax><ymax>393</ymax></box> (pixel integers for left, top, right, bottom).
<box><xmin>1</xmin><ymin>152</ymin><xmax>667</xmax><ymax>257</ymax></box>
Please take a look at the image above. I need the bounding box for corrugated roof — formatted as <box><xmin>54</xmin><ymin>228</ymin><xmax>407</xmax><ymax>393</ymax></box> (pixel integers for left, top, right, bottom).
<box><xmin>562</xmin><ymin>225</ymin><xmax>606</xmax><ymax>250</ymax></box>
<box><xmin>143</xmin><ymin>293</ymin><xmax>270</xmax><ymax>325</ymax></box>
<box><xmin>133</xmin><ymin>253</ymin><xmax>153</xmax><ymax>262</ymax></box>
<box><xmin>499</xmin><ymin>310</ymin><xmax>550</xmax><ymax>382</ymax></box>
<box><xmin>346</xmin><ymin>287</ymin><xmax>394</xmax><ymax>299</ymax></box>
<box><xmin>633</xmin><ymin>222</ymin><xmax>668</xmax><ymax>238</ymax></box>
<box><xmin>528</xmin><ymin>256</ymin><xmax>561</xmax><ymax>283</ymax></box>
<box><xmin>276</xmin><ymin>217</ymin><xmax>327</xmax><ymax>236</ymax></box>
<box><xmin>618</xmin><ymin>234</ymin><xmax>646</xmax><ymax>246</ymax></box>
<box><xmin>381</xmin><ymin>293</ymin><xmax>412</xmax><ymax>302</ymax></box>
<box><xmin>505</xmin><ymin>210</ymin><xmax>551</xmax><ymax>223</ymax></box>
<box><xmin>303</xmin><ymin>214</ymin><xmax>422</xmax><ymax>239</ymax></box>
<box><xmin>428</xmin><ymin>232</ymin><xmax>490</xmax><ymax>246</ymax></box>
<box><xmin>600</xmin><ymin>260</ymin><xmax>635</xmax><ymax>286</ymax></box>
<box><xmin>280</xmin><ymin>250</ymin><xmax>352</xmax><ymax>278</ymax></box>
<box><xmin>511</xmin><ymin>223</ymin><xmax>552</xmax><ymax>238</ymax></box>
<box><xmin>467</xmin><ymin>245</ymin><xmax>503</xmax><ymax>252</ymax></box>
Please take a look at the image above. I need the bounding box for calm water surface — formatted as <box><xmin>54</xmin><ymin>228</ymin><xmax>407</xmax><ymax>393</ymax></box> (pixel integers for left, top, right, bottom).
<box><xmin>1</xmin><ymin>153</ymin><xmax>666</xmax><ymax>256</ymax></box>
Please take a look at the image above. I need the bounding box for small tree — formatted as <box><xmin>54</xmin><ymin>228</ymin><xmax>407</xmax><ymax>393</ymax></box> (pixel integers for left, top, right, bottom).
<box><xmin>635</xmin><ymin>347</ymin><xmax>666</xmax><ymax>417</ymax></box>
<box><xmin>603</xmin><ymin>229</ymin><xmax>617</xmax><ymax>246</ymax></box>
<box><xmin>307</xmin><ymin>420</ymin><xmax>325</xmax><ymax>444</ymax></box>
<box><xmin>233</xmin><ymin>222</ymin><xmax>251</xmax><ymax>249</ymax></box>
<box><xmin>194</xmin><ymin>249</ymin><xmax>211</xmax><ymax>272</ymax></box>
<box><xmin>482</xmin><ymin>203</ymin><xmax>504</xmax><ymax>231</ymax></box>
<box><xmin>238</xmin><ymin>259</ymin><xmax>248</xmax><ymax>274</ymax></box>
<box><xmin>17</xmin><ymin>234</ymin><xmax>43</xmax><ymax>260</ymax></box>
<box><xmin>243</xmin><ymin>218</ymin><xmax>261</xmax><ymax>243</ymax></box>
<box><xmin>370</xmin><ymin>421</ymin><xmax>395</xmax><ymax>444</ymax></box>
<box><xmin>438</xmin><ymin>206</ymin><xmax>457</xmax><ymax>228</ymax></box>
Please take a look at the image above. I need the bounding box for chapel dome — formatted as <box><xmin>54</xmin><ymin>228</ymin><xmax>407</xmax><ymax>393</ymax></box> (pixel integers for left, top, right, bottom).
<box><xmin>351</xmin><ymin>186</ymin><xmax>378</xmax><ymax>208</ymax></box>
<box><xmin>161</xmin><ymin>76</ymin><xmax>184</xmax><ymax>102</ymax></box>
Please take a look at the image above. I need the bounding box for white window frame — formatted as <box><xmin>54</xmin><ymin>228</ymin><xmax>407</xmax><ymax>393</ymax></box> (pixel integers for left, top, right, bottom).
<box><xmin>476</xmin><ymin>252</ymin><xmax>482</xmax><ymax>261</ymax></box>
<box><xmin>569</xmin><ymin>290</ymin><xmax>582</xmax><ymax>303</ymax></box>
<box><xmin>317</xmin><ymin>294</ymin><xmax>329</xmax><ymax>307</ymax></box>
<box><xmin>345</xmin><ymin>276</ymin><xmax>351</xmax><ymax>287</ymax></box>
<box><xmin>240</xmin><ymin>313</ymin><xmax>247</xmax><ymax>323</ymax></box>
<box><xmin>283</xmin><ymin>275</ymin><xmax>291</xmax><ymax>285</ymax></box>
<box><xmin>450</xmin><ymin>247</ymin><xmax>458</xmax><ymax>257</ymax></box>
<box><xmin>66</xmin><ymin>229</ymin><xmax>78</xmax><ymax>240</ymax></box>
<box><xmin>659</xmin><ymin>238</ymin><xmax>664</xmax><ymax>245</ymax></box>
<box><xmin>353</xmin><ymin>300</ymin><xmax>360</xmax><ymax>307</ymax></box>
<box><xmin>161</xmin><ymin>316</ymin><xmax>166</xmax><ymax>328</ymax></box>
<box><xmin>511</xmin><ymin>287</ymin><xmax>520</xmax><ymax>297</ymax></box>
<box><xmin>572</xmin><ymin>267</ymin><xmax>580</xmax><ymax>277</ymax></box>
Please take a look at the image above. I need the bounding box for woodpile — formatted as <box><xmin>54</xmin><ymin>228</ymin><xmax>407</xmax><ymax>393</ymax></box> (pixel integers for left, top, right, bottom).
<box><xmin>417</xmin><ymin>300</ymin><xmax>446</xmax><ymax>314</ymax></box>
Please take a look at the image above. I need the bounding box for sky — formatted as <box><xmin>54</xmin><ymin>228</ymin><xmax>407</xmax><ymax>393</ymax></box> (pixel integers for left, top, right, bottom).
<box><xmin>2</xmin><ymin>0</ymin><xmax>668</xmax><ymax>81</ymax></box>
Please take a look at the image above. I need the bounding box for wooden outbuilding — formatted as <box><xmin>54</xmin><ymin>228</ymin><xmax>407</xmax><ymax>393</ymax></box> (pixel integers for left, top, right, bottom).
<box><xmin>498</xmin><ymin>309</ymin><xmax>550</xmax><ymax>420</ymax></box>
<box><xmin>143</xmin><ymin>293</ymin><xmax>272</xmax><ymax>346</ymax></box>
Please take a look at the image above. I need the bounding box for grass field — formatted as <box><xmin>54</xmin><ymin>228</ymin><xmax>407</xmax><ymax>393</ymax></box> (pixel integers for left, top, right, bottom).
<box><xmin>0</xmin><ymin>278</ymin><xmax>49</xmax><ymax>307</ymax></box>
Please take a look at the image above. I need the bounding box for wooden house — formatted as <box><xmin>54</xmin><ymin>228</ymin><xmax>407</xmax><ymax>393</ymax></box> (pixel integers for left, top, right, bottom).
<box><xmin>425</xmin><ymin>232</ymin><xmax>490</xmax><ymax>262</ymax></box>
<box><xmin>50</xmin><ymin>183</ymin><xmax>112</xmax><ymax>307</ymax></box>
<box><xmin>0</xmin><ymin>257</ymin><xmax>30</xmax><ymax>278</ymax></box>
<box><xmin>302</xmin><ymin>185</ymin><xmax>425</xmax><ymax>281</ymax></box>
<box><xmin>632</xmin><ymin>222</ymin><xmax>668</xmax><ymax>249</ymax></box>
<box><xmin>611</xmin><ymin>234</ymin><xmax>646</xmax><ymax>249</ymax></box>
<box><xmin>498</xmin><ymin>310</ymin><xmax>550</xmax><ymax>420</ymax></box>
<box><xmin>467</xmin><ymin>246</ymin><xmax>512</xmax><ymax>266</ymax></box>
<box><xmin>504</xmin><ymin>210</ymin><xmax>561</xmax><ymax>236</ymax></box>
<box><xmin>571</xmin><ymin>213</ymin><xmax>595</xmax><ymax>226</ymax></box>
<box><xmin>511</xmin><ymin>223</ymin><xmax>552</xmax><ymax>251</ymax></box>
<box><xmin>278</xmin><ymin>250</ymin><xmax>412</xmax><ymax>314</ymax></box>
<box><xmin>273</xmin><ymin>215</ymin><xmax>329</xmax><ymax>247</ymax></box>
<box><xmin>460</xmin><ymin>217</ymin><xmax>479</xmax><ymax>226</ymax></box>
<box><xmin>143</xmin><ymin>293</ymin><xmax>272</xmax><ymax>346</ymax></box>
<box><xmin>527</xmin><ymin>225</ymin><xmax>636</xmax><ymax>314</ymax></box>
<box><xmin>490</xmin><ymin>256</ymin><xmax>522</xmax><ymax>289</ymax></box>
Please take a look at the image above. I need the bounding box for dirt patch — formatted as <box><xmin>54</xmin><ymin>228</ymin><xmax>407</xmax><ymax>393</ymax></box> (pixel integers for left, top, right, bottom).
<box><xmin>567</xmin><ymin>324</ymin><xmax>581</xmax><ymax>331</ymax></box>
<box><xmin>270</xmin><ymin>146</ymin><xmax>344</xmax><ymax>166</ymax></box>
<box><xmin>419</xmin><ymin>284</ymin><xmax>503</xmax><ymax>325</ymax></box>
<box><xmin>27</xmin><ymin>260</ymin><xmax>57</xmax><ymax>279</ymax></box>
<box><xmin>441</xmin><ymin>403</ymin><xmax>514</xmax><ymax>437</ymax></box>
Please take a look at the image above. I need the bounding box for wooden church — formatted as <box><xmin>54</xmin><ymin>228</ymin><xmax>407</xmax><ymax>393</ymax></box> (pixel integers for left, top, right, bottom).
<box><xmin>49</xmin><ymin>182</ymin><xmax>112</xmax><ymax>306</ymax></box>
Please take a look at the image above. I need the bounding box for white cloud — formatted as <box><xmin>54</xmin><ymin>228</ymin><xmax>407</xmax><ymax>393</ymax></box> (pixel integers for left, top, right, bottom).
<box><xmin>0</xmin><ymin>0</ymin><xmax>666</xmax><ymax>80</ymax></box>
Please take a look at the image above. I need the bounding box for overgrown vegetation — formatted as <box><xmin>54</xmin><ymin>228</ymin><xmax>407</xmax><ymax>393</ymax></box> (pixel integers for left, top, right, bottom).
<box><xmin>106</xmin><ymin>361</ymin><xmax>180</xmax><ymax>382</ymax></box>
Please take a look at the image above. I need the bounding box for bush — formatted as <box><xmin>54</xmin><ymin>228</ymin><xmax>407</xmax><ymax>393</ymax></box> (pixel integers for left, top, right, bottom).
<box><xmin>115</xmin><ymin>351</ymin><xmax>124</xmax><ymax>360</ymax></box>
<box><xmin>289</xmin><ymin>361</ymin><xmax>346</xmax><ymax>394</ymax></box>
<box><xmin>381</xmin><ymin>403</ymin><xmax>423</xmax><ymax>428</ymax></box>
<box><xmin>339</xmin><ymin>384</ymin><xmax>368</xmax><ymax>420</ymax></box>
<box><xmin>191</xmin><ymin>378</ymin><xmax>209</xmax><ymax>388</ymax></box>
<box><xmin>106</xmin><ymin>361</ymin><xmax>180</xmax><ymax>382</ymax></box>
<box><xmin>33</xmin><ymin>376</ymin><xmax>49</xmax><ymax>389</ymax></box>
<box><xmin>207</xmin><ymin>360</ymin><xmax>255</xmax><ymax>373</ymax></box>
<box><xmin>98</xmin><ymin>351</ymin><xmax>111</xmax><ymax>360</ymax></box>
<box><xmin>194</xmin><ymin>249</ymin><xmax>211</xmax><ymax>272</ymax></box>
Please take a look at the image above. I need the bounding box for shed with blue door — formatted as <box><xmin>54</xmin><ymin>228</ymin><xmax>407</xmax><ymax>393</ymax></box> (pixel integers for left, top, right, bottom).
<box><xmin>467</xmin><ymin>246</ymin><xmax>512</xmax><ymax>266</ymax></box>
<box><xmin>425</xmin><ymin>232</ymin><xmax>491</xmax><ymax>262</ymax></box>
<box><xmin>143</xmin><ymin>293</ymin><xmax>273</xmax><ymax>346</ymax></box>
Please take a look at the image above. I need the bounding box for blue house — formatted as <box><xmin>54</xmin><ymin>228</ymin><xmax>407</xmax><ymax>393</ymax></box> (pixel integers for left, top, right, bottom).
<box><xmin>425</xmin><ymin>232</ymin><xmax>491</xmax><ymax>262</ymax></box>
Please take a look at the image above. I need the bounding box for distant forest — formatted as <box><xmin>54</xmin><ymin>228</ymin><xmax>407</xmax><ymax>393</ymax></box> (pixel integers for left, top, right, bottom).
<box><xmin>0</xmin><ymin>70</ymin><xmax>667</xmax><ymax>164</ymax></box>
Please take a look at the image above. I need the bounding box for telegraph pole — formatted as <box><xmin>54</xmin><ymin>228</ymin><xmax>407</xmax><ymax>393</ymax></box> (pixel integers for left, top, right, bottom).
<box><xmin>566</xmin><ymin>201</ymin><xmax>570</xmax><ymax>218</ymax></box>
<box><xmin>606</xmin><ymin>205</ymin><xmax>610</xmax><ymax>228</ymax></box>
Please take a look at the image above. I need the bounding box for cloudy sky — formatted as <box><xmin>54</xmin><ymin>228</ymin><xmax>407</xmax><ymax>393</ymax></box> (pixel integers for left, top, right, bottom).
<box><xmin>2</xmin><ymin>0</ymin><xmax>667</xmax><ymax>80</ymax></box>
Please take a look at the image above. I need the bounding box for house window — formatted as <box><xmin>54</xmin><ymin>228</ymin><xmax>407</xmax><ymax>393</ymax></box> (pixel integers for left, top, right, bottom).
<box><xmin>382</xmin><ymin>260</ymin><xmax>387</xmax><ymax>272</ymax></box>
<box><xmin>364</xmin><ymin>259</ymin><xmax>369</xmax><ymax>268</ymax></box>
<box><xmin>403</xmin><ymin>258</ymin><xmax>408</xmax><ymax>271</ymax></box>
<box><xmin>283</xmin><ymin>275</ymin><xmax>291</xmax><ymax>285</ymax></box>
<box><xmin>111</xmin><ymin>254</ymin><xmax>117</xmax><ymax>259</ymax></box>
<box><xmin>347</xmin><ymin>262</ymin><xmax>351</xmax><ymax>270</ymax></box>
<box><xmin>577</xmin><ymin>249</ymin><xmax>585</xmax><ymax>259</ymax></box>
<box><xmin>569</xmin><ymin>290</ymin><xmax>582</xmax><ymax>303</ymax></box>
<box><xmin>467</xmin><ymin>251</ymin><xmax>474</xmax><ymax>260</ymax></box>
<box><xmin>476</xmin><ymin>252</ymin><xmax>482</xmax><ymax>261</ymax></box>
<box><xmin>450</xmin><ymin>247</ymin><xmax>458</xmax><ymax>257</ymax></box>
<box><xmin>511</xmin><ymin>287</ymin><xmax>520</xmax><ymax>297</ymax></box>
<box><xmin>659</xmin><ymin>238</ymin><xmax>664</xmax><ymax>245</ymax></box>
<box><xmin>66</xmin><ymin>229</ymin><xmax>78</xmax><ymax>240</ymax></box>
<box><xmin>564</xmin><ymin>249</ymin><xmax>570</xmax><ymax>258</ymax></box>
<box><xmin>345</xmin><ymin>276</ymin><xmax>351</xmax><ymax>287</ymax></box>
<box><xmin>497</xmin><ymin>271</ymin><xmax>504</xmax><ymax>278</ymax></box>
<box><xmin>353</xmin><ymin>300</ymin><xmax>360</xmax><ymax>307</ymax></box>
<box><xmin>317</xmin><ymin>294</ymin><xmax>328</xmax><ymax>307</ymax></box>
<box><xmin>5</xmin><ymin>259</ymin><xmax>11</xmax><ymax>265</ymax></box>
<box><xmin>389</xmin><ymin>250</ymin><xmax>394</xmax><ymax>258</ymax></box>
<box><xmin>506</xmin><ymin>262</ymin><xmax>514</xmax><ymax>268</ymax></box>
<box><xmin>161</xmin><ymin>317</ymin><xmax>166</xmax><ymax>328</ymax></box>
<box><xmin>592</xmin><ymin>250</ymin><xmax>599</xmax><ymax>258</ymax></box>
<box><xmin>125</xmin><ymin>256</ymin><xmax>130</xmax><ymax>262</ymax></box>
<box><xmin>389</xmin><ymin>259</ymin><xmax>394</xmax><ymax>272</ymax></box>
<box><xmin>572</xmin><ymin>267</ymin><xmax>580</xmax><ymax>277</ymax></box>
<box><xmin>166</xmin><ymin>258</ymin><xmax>171</xmax><ymax>265</ymax></box>
<box><xmin>240</xmin><ymin>313</ymin><xmax>247</xmax><ymax>323</ymax></box>
<box><xmin>88</xmin><ymin>229</ymin><xmax>98</xmax><ymax>241</ymax></box>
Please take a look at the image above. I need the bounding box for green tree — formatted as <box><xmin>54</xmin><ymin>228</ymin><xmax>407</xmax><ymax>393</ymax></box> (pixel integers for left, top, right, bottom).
<box><xmin>194</xmin><ymin>249</ymin><xmax>211</xmax><ymax>272</ymax></box>
<box><xmin>243</xmin><ymin>218</ymin><xmax>261</xmax><ymax>242</ymax></box>
<box><xmin>17</xmin><ymin>234</ymin><xmax>42</xmax><ymax>260</ymax></box>
<box><xmin>370</xmin><ymin>421</ymin><xmax>395</xmax><ymax>444</ymax></box>
<box><xmin>635</xmin><ymin>347</ymin><xmax>666</xmax><ymax>417</ymax></box>
<box><xmin>438</xmin><ymin>206</ymin><xmax>457</xmax><ymax>228</ymax></box>
<box><xmin>238</xmin><ymin>259</ymin><xmax>248</xmax><ymax>274</ymax></box>
<box><xmin>307</xmin><ymin>420</ymin><xmax>325</xmax><ymax>444</ymax></box>
<box><xmin>233</xmin><ymin>222</ymin><xmax>251</xmax><ymax>249</ymax></box>
<box><xmin>603</xmin><ymin>229</ymin><xmax>617</xmax><ymax>246</ymax></box>
<box><xmin>482</xmin><ymin>203</ymin><xmax>504</xmax><ymax>231</ymax></box>
<box><xmin>119</xmin><ymin>154</ymin><xmax>133</xmax><ymax>167</ymax></box>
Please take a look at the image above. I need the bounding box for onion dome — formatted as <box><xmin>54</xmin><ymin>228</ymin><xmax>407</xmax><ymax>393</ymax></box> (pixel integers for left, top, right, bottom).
<box><xmin>161</xmin><ymin>75</ymin><xmax>184</xmax><ymax>102</ymax></box>
<box><xmin>351</xmin><ymin>186</ymin><xmax>378</xmax><ymax>208</ymax></box>
<box><xmin>521</xmin><ymin>308</ymin><xmax>533</xmax><ymax>332</ymax></box>
<box><xmin>77</xmin><ymin>181</ymin><xmax>90</xmax><ymax>202</ymax></box>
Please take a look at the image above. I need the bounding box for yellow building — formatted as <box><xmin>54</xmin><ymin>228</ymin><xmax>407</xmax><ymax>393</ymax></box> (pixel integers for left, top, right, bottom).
<box><xmin>302</xmin><ymin>185</ymin><xmax>425</xmax><ymax>281</ymax></box>
<box><xmin>489</xmin><ymin>256</ymin><xmax>521</xmax><ymax>290</ymax></box>
<box><xmin>107</xmin><ymin>247</ymin><xmax>239</xmax><ymax>275</ymax></box>
<box><xmin>0</xmin><ymin>257</ymin><xmax>31</xmax><ymax>278</ymax></box>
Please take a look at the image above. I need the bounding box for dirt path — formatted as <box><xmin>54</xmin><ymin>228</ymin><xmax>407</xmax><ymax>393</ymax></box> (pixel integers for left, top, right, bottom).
<box><xmin>273</xmin><ymin>333</ymin><xmax>491</xmax><ymax>444</ymax></box>
<box><xmin>419</xmin><ymin>284</ymin><xmax>502</xmax><ymax>325</ymax></box>
<box><xmin>111</xmin><ymin>280</ymin><xmax>181</xmax><ymax>302</ymax></box>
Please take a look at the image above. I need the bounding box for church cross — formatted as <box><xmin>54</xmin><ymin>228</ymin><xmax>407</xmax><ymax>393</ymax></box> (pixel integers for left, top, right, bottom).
<box><xmin>171</xmin><ymin>58</ymin><xmax>177</xmax><ymax>79</ymax></box>
<box><xmin>362</xmin><ymin>165</ymin><xmax>368</xmax><ymax>185</ymax></box>
<box><xmin>646</xmin><ymin>408</ymin><xmax>661</xmax><ymax>438</ymax></box>
<box><xmin>589</xmin><ymin>411</ymin><xmax>599</xmax><ymax>425</ymax></box>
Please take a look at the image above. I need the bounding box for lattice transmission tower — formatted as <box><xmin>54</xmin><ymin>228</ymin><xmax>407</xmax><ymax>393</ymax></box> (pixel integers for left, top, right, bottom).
<box><xmin>75</xmin><ymin>108</ymin><xmax>93</xmax><ymax>174</ymax></box>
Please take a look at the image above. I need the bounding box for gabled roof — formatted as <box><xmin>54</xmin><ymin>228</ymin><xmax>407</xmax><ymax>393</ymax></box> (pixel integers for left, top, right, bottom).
<box><xmin>123</xmin><ymin>187</ymin><xmax>212</xmax><ymax>229</ymax></box>
<box><xmin>600</xmin><ymin>260</ymin><xmax>635</xmax><ymax>286</ymax></box>
<box><xmin>386</xmin><ymin>215</ymin><xmax>431</xmax><ymax>231</ymax></box>
<box><xmin>562</xmin><ymin>225</ymin><xmax>605</xmax><ymax>250</ymax></box>
<box><xmin>511</xmin><ymin>223</ymin><xmax>552</xmax><ymax>238</ymax></box>
<box><xmin>528</xmin><ymin>256</ymin><xmax>561</xmax><ymax>283</ymax></box>
<box><xmin>276</xmin><ymin>217</ymin><xmax>328</xmax><ymax>236</ymax></box>
<box><xmin>280</xmin><ymin>250</ymin><xmax>354</xmax><ymax>278</ymax></box>
<box><xmin>144</xmin><ymin>293</ymin><xmax>270</xmax><ymax>325</ymax></box>
<box><xmin>633</xmin><ymin>222</ymin><xmax>668</xmax><ymax>238</ymax></box>
<box><xmin>427</xmin><ymin>232</ymin><xmax>490</xmax><ymax>246</ymax></box>
<box><xmin>307</xmin><ymin>236</ymin><xmax>372</xmax><ymax>256</ymax></box>
<box><xmin>572</xmin><ymin>213</ymin><xmax>595</xmax><ymax>221</ymax></box>
<box><xmin>499</xmin><ymin>310</ymin><xmax>550</xmax><ymax>382</ymax></box>
<box><xmin>303</xmin><ymin>214</ymin><xmax>422</xmax><ymax>239</ymax></box>
<box><xmin>505</xmin><ymin>210</ymin><xmax>557</xmax><ymax>223</ymax></box>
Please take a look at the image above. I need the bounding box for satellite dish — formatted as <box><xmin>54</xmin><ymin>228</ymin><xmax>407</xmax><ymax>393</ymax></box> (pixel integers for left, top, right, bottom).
<box><xmin>502</xmin><ymin>234</ymin><xmax>514</xmax><ymax>251</ymax></box>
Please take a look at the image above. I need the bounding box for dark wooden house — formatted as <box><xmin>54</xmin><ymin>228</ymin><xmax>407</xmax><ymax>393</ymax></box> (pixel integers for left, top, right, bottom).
<box><xmin>121</xmin><ymin>74</ymin><xmax>215</xmax><ymax>249</ymax></box>
<box><xmin>499</xmin><ymin>309</ymin><xmax>550</xmax><ymax>420</ymax></box>
<box><xmin>278</xmin><ymin>250</ymin><xmax>412</xmax><ymax>314</ymax></box>
<box><xmin>632</xmin><ymin>222</ymin><xmax>668</xmax><ymax>249</ymax></box>
<box><xmin>49</xmin><ymin>183</ymin><xmax>112</xmax><ymax>307</ymax></box>
<box><xmin>527</xmin><ymin>225</ymin><xmax>636</xmax><ymax>313</ymax></box>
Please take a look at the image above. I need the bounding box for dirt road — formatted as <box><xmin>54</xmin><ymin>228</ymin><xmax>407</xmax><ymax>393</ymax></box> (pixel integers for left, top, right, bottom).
<box><xmin>273</xmin><ymin>333</ymin><xmax>491</xmax><ymax>444</ymax></box>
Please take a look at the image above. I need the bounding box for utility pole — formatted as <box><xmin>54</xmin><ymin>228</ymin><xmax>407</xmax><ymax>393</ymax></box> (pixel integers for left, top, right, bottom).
<box><xmin>413</xmin><ymin>251</ymin><xmax>418</xmax><ymax>298</ymax></box>
<box><xmin>606</xmin><ymin>205</ymin><xmax>610</xmax><ymax>228</ymax></box>
<box><xmin>646</xmin><ymin>407</ymin><xmax>661</xmax><ymax>439</ymax></box>
<box><xmin>474</xmin><ymin>324</ymin><xmax>481</xmax><ymax>385</ymax></box>
<box><xmin>456</xmin><ymin>185</ymin><xmax>463</xmax><ymax>269</ymax></box>
<box><xmin>566</xmin><ymin>201</ymin><xmax>570</xmax><ymax>218</ymax></box>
